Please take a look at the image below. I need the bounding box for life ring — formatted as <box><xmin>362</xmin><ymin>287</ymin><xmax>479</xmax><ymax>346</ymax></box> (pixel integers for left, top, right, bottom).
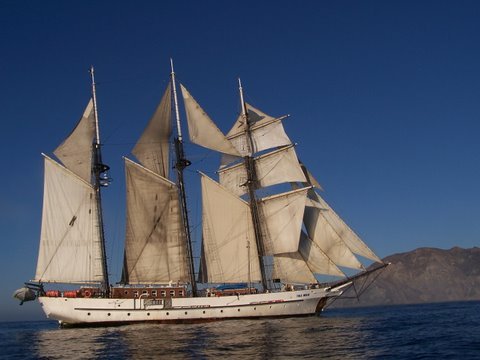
<box><xmin>84</xmin><ymin>290</ymin><xmax>91</xmax><ymax>298</ymax></box>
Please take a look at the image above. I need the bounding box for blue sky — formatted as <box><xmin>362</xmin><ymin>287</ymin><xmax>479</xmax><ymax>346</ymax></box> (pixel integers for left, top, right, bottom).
<box><xmin>1</xmin><ymin>1</ymin><xmax>479</xmax><ymax>321</ymax></box>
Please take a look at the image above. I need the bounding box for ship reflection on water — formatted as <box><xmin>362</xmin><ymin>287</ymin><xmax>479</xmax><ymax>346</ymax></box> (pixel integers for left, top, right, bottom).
<box><xmin>32</xmin><ymin>315</ymin><xmax>370</xmax><ymax>359</ymax></box>
<box><xmin>5</xmin><ymin>302</ymin><xmax>476</xmax><ymax>359</ymax></box>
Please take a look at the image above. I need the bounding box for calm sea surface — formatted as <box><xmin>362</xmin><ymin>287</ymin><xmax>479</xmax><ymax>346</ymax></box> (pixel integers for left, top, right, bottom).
<box><xmin>1</xmin><ymin>301</ymin><xmax>479</xmax><ymax>359</ymax></box>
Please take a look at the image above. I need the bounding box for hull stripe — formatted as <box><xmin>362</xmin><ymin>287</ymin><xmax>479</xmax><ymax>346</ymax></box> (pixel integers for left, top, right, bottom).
<box><xmin>73</xmin><ymin>299</ymin><xmax>304</xmax><ymax>312</ymax></box>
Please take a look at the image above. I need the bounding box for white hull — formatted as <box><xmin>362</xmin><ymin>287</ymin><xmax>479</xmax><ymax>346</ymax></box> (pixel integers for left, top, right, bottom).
<box><xmin>38</xmin><ymin>288</ymin><xmax>342</xmax><ymax>326</ymax></box>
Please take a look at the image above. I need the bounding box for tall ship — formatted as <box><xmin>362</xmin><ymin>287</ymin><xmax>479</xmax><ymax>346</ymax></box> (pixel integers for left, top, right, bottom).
<box><xmin>14</xmin><ymin>63</ymin><xmax>388</xmax><ymax>326</ymax></box>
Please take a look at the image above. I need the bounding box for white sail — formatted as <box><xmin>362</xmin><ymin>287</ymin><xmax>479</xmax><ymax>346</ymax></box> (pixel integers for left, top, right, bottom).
<box><xmin>181</xmin><ymin>84</ymin><xmax>240</xmax><ymax>156</ymax></box>
<box><xmin>228</xmin><ymin>119</ymin><xmax>291</xmax><ymax>157</ymax></box>
<box><xmin>218</xmin><ymin>162</ymin><xmax>247</xmax><ymax>197</ymax></box>
<box><xmin>226</xmin><ymin>102</ymin><xmax>277</xmax><ymax>137</ymax></box>
<box><xmin>308</xmin><ymin>191</ymin><xmax>382</xmax><ymax>263</ymax></box>
<box><xmin>200</xmin><ymin>173</ymin><xmax>262</xmax><ymax>283</ymax></box>
<box><xmin>132</xmin><ymin>83</ymin><xmax>172</xmax><ymax>177</ymax></box>
<box><xmin>225</xmin><ymin>103</ymin><xmax>291</xmax><ymax>157</ymax></box>
<box><xmin>272</xmin><ymin>232</ymin><xmax>344</xmax><ymax>283</ymax></box>
<box><xmin>259</xmin><ymin>187</ymin><xmax>309</xmax><ymax>255</ymax></box>
<box><xmin>218</xmin><ymin>145</ymin><xmax>307</xmax><ymax>196</ymax></box>
<box><xmin>297</xmin><ymin>231</ymin><xmax>345</xmax><ymax>276</ymax></box>
<box><xmin>53</xmin><ymin>99</ymin><xmax>95</xmax><ymax>183</ymax></box>
<box><xmin>34</xmin><ymin>156</ymin><xmax>104</xmax><ymax>284</ymax></box>
<box><xmin>272</xmin><ymin>252</ymin><xmax>317</xmax><ymax>284</ymax></box>
<box><xmin>123</xmin><ymin>158</ymin><xmax>189</xmax><ymax>284</ymax></box>
<box><xmin>304</xmin><ymin>204</ymin><xmax>364</xmax><ymax>270</ymax></box>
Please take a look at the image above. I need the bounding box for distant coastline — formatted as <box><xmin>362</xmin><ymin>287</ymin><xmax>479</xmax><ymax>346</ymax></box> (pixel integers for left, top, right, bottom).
<box><xmin>333</xmin><ymin>247</ymin><xmax>480</xmax><ymax>308</ymax></box>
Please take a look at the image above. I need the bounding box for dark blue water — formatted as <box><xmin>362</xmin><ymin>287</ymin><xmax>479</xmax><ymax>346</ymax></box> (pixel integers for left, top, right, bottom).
<box><xmin>1</xmin><ymin>301</ymin><xmax>479</xmax><ymax>359</ymax></box>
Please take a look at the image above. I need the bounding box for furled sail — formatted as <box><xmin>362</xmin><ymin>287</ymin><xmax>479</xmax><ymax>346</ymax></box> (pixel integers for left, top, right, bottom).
<box><xmin>53</xmin><ymin>99</ymin><xmax>95</xmax><ymax>182</ymax></box>
<box><xmin>34</xmin><ymin>156</ymin><xmax>104</xmax><ymax>284</ymax></box>
<box><xmin>132</xmin><ymin>83</ymin><xmax>172</xmax><ymax>177</ymax></box>
<box><xmin>181</xmin><ymin>84</ymin><xmax>240</xmax><ymax>156</ymax></box>
<box><xmin>259</xmin><ymin>187</ymin><xmax>309</xmax><ymax>255</ymax></box>
<box><xmin>122</xmin><ymin>158</ymin><xmax>189</xmax><ymax>284</ymax></box>
<box><xmin>225</xmin><ymin>103</ymin><xmax>291</xmax><ymax>157</ymax></box>
<box><xmin>200</xmin><ymin>173</ymin><xmax>262</xmax><ymax>283</ymax></box>
<box><xmin>308</xmin><ymin>191</ymin><xmax>382</xmax><ymax>263</ymax></box>
<box><xmin>218</xmin><ymin>145</ymin><xmax>307</xmax><ymax>196</ymax></box>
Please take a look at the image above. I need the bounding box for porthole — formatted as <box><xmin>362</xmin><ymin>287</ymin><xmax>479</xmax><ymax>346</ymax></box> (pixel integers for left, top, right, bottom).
<box><xmin>127</xmin><ymin>313</ymin><xmax>130</xmax><ymax>316</ymax></box>
<box><xmin>185</xmin><ymin>311</ymin><xmax>188</xmax><ymax>315</ymax></box>
<box><xmin>203</xmin><ymin>311</ymin><xmax>206</xmax><ymax>314</ymax></box>
<box><xmin>147</xmin><ymin>313</ymin><xmax>150</xmax><ymax>316</ymax></box>
<box><xmin>87</xmin><ymin>312</ymin><xmax>91</xmax><ymax>316</ymax></box>
<box><xmin>107</xmin><ymin>313</ymin><xmax>111</xmax><ymax>316</ymax></box>
<box><xmin>220</xmin><ymin>310</ymin><xmax>223</xmax><ymax>313</ymax></box>
<box><xmin>237</xmin><ymin>309</ymin><xmax>240</xmax><ymax>312</ymax></box>
<box><xmin>166</xmin><ymin>312</ymin><xmax>169</xmax><ymax>315</ymax></box>
<box><xmin>254</xmin><ymin>307</ymin><xmax>256</xmax><ymax>311</ymax></box>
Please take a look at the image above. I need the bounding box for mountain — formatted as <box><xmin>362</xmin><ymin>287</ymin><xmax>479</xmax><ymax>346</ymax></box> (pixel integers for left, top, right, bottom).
<box><xmin>333</xmin><ymin>247</ymin><xmax>480</xmax><ymax>307</ymax></box>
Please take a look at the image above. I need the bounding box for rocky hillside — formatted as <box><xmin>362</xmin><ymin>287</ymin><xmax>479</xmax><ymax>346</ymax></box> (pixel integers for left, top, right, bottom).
<box><xmin>333</xmin><ymin>247</ymin><xmax>480</xmax><ymax>307</ymax></box>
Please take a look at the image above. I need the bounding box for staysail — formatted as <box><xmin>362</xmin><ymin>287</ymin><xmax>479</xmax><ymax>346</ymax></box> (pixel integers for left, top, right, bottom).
<box><xmin>306</xmin><ymin>190</ymin><xmax>381</xmax><ymax>263</ymax></box>
<box><xmin>259</xmin><ymin>187</ymin><xmax>309</xmax><ymax>255</ymax></box>
<box><xmin>304</xmin><ymin>202</ymin><xmax>364</xmax><ymax>270</ymax></box>
<box><xmin>181</xmin><ymin>84</ymin><xmax>240</xmax><ymax>157</ymax></box>
<box><xmin>272</xmin><ymin>232</ymin><xmax>345</xmax><ymax>283</ymax></box>
<box><xmin>272</xmin><ymin>252</ymin><xmax>317</xmax><ymax>284</ymax></box>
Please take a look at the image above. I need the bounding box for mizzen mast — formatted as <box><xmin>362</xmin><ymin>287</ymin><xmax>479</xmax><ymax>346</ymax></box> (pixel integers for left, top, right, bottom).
<box><xmin>89</xmin><ymin>66</ymin><xmax>110</xmax><ymax>295</ymax></box>
<box><xmin>170</xmin><ymin>59</ymin><xmax>197</xmax><ymax>296</ymax></box>
<box><xmin>238</xmin><ymin>78</ymin><xmax>269</xmax><ymax>291</ymax></box>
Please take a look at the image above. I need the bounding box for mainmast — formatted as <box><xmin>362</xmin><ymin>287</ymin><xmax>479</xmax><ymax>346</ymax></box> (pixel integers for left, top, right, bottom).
<box><xmin>238</xmin><ymin>79</ymin><xmax>269</xmax><ymax>291</ymax></box>
<box><xmin>89</xmin><ymin>66</ymin><xmax>110</xmax><ymax>296</ymax></box>
<box><xmin>170</xmin><ymin>59</ymin><xmax>197</xmax><ymax>296</ymax></box>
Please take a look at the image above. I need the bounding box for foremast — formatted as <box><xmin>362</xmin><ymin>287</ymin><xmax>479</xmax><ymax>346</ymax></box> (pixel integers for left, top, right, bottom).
<box><xmin>89</xmin><ymin>66</ymin><xmax>110</xmax><ymax>296</ymax></box>
<box><xmin>238</xmin><ymin>79</ymin><xmax>269</xmax><ymax>291</ymax></box>
<box><xmin>170</xmin><ymin>60</ymin><xmax>197</xmax><ymax>296</ymax></box>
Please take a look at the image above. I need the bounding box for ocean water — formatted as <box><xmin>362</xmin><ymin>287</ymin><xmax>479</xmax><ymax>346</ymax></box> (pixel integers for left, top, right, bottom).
<box><xmin>1</xmin><ymin>301</ymin><xmax>479</xmax><ymax>359</ymax></box>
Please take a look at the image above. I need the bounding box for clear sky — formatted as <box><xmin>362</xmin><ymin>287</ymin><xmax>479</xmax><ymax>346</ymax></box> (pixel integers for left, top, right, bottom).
<box><xmin>1</xmin><ymin>1</ymin><xmax>479</xmax><ymax>321</ymax></box>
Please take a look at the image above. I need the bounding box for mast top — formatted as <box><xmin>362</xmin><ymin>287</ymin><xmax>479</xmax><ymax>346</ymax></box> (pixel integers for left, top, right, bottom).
<box><xmin>170</xmin><ymin>58</ymin><xmax>183</xmax><ymax>141</ymax></box>
<box><xmin>89</xmin><ymin>65</ymin><xmax>101</xmax><ymax>146</ymax></box>
<box><xmin>238</xmin><ymin>78</ymin><xmax>250</xmax><ymax>126</ymax></box>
